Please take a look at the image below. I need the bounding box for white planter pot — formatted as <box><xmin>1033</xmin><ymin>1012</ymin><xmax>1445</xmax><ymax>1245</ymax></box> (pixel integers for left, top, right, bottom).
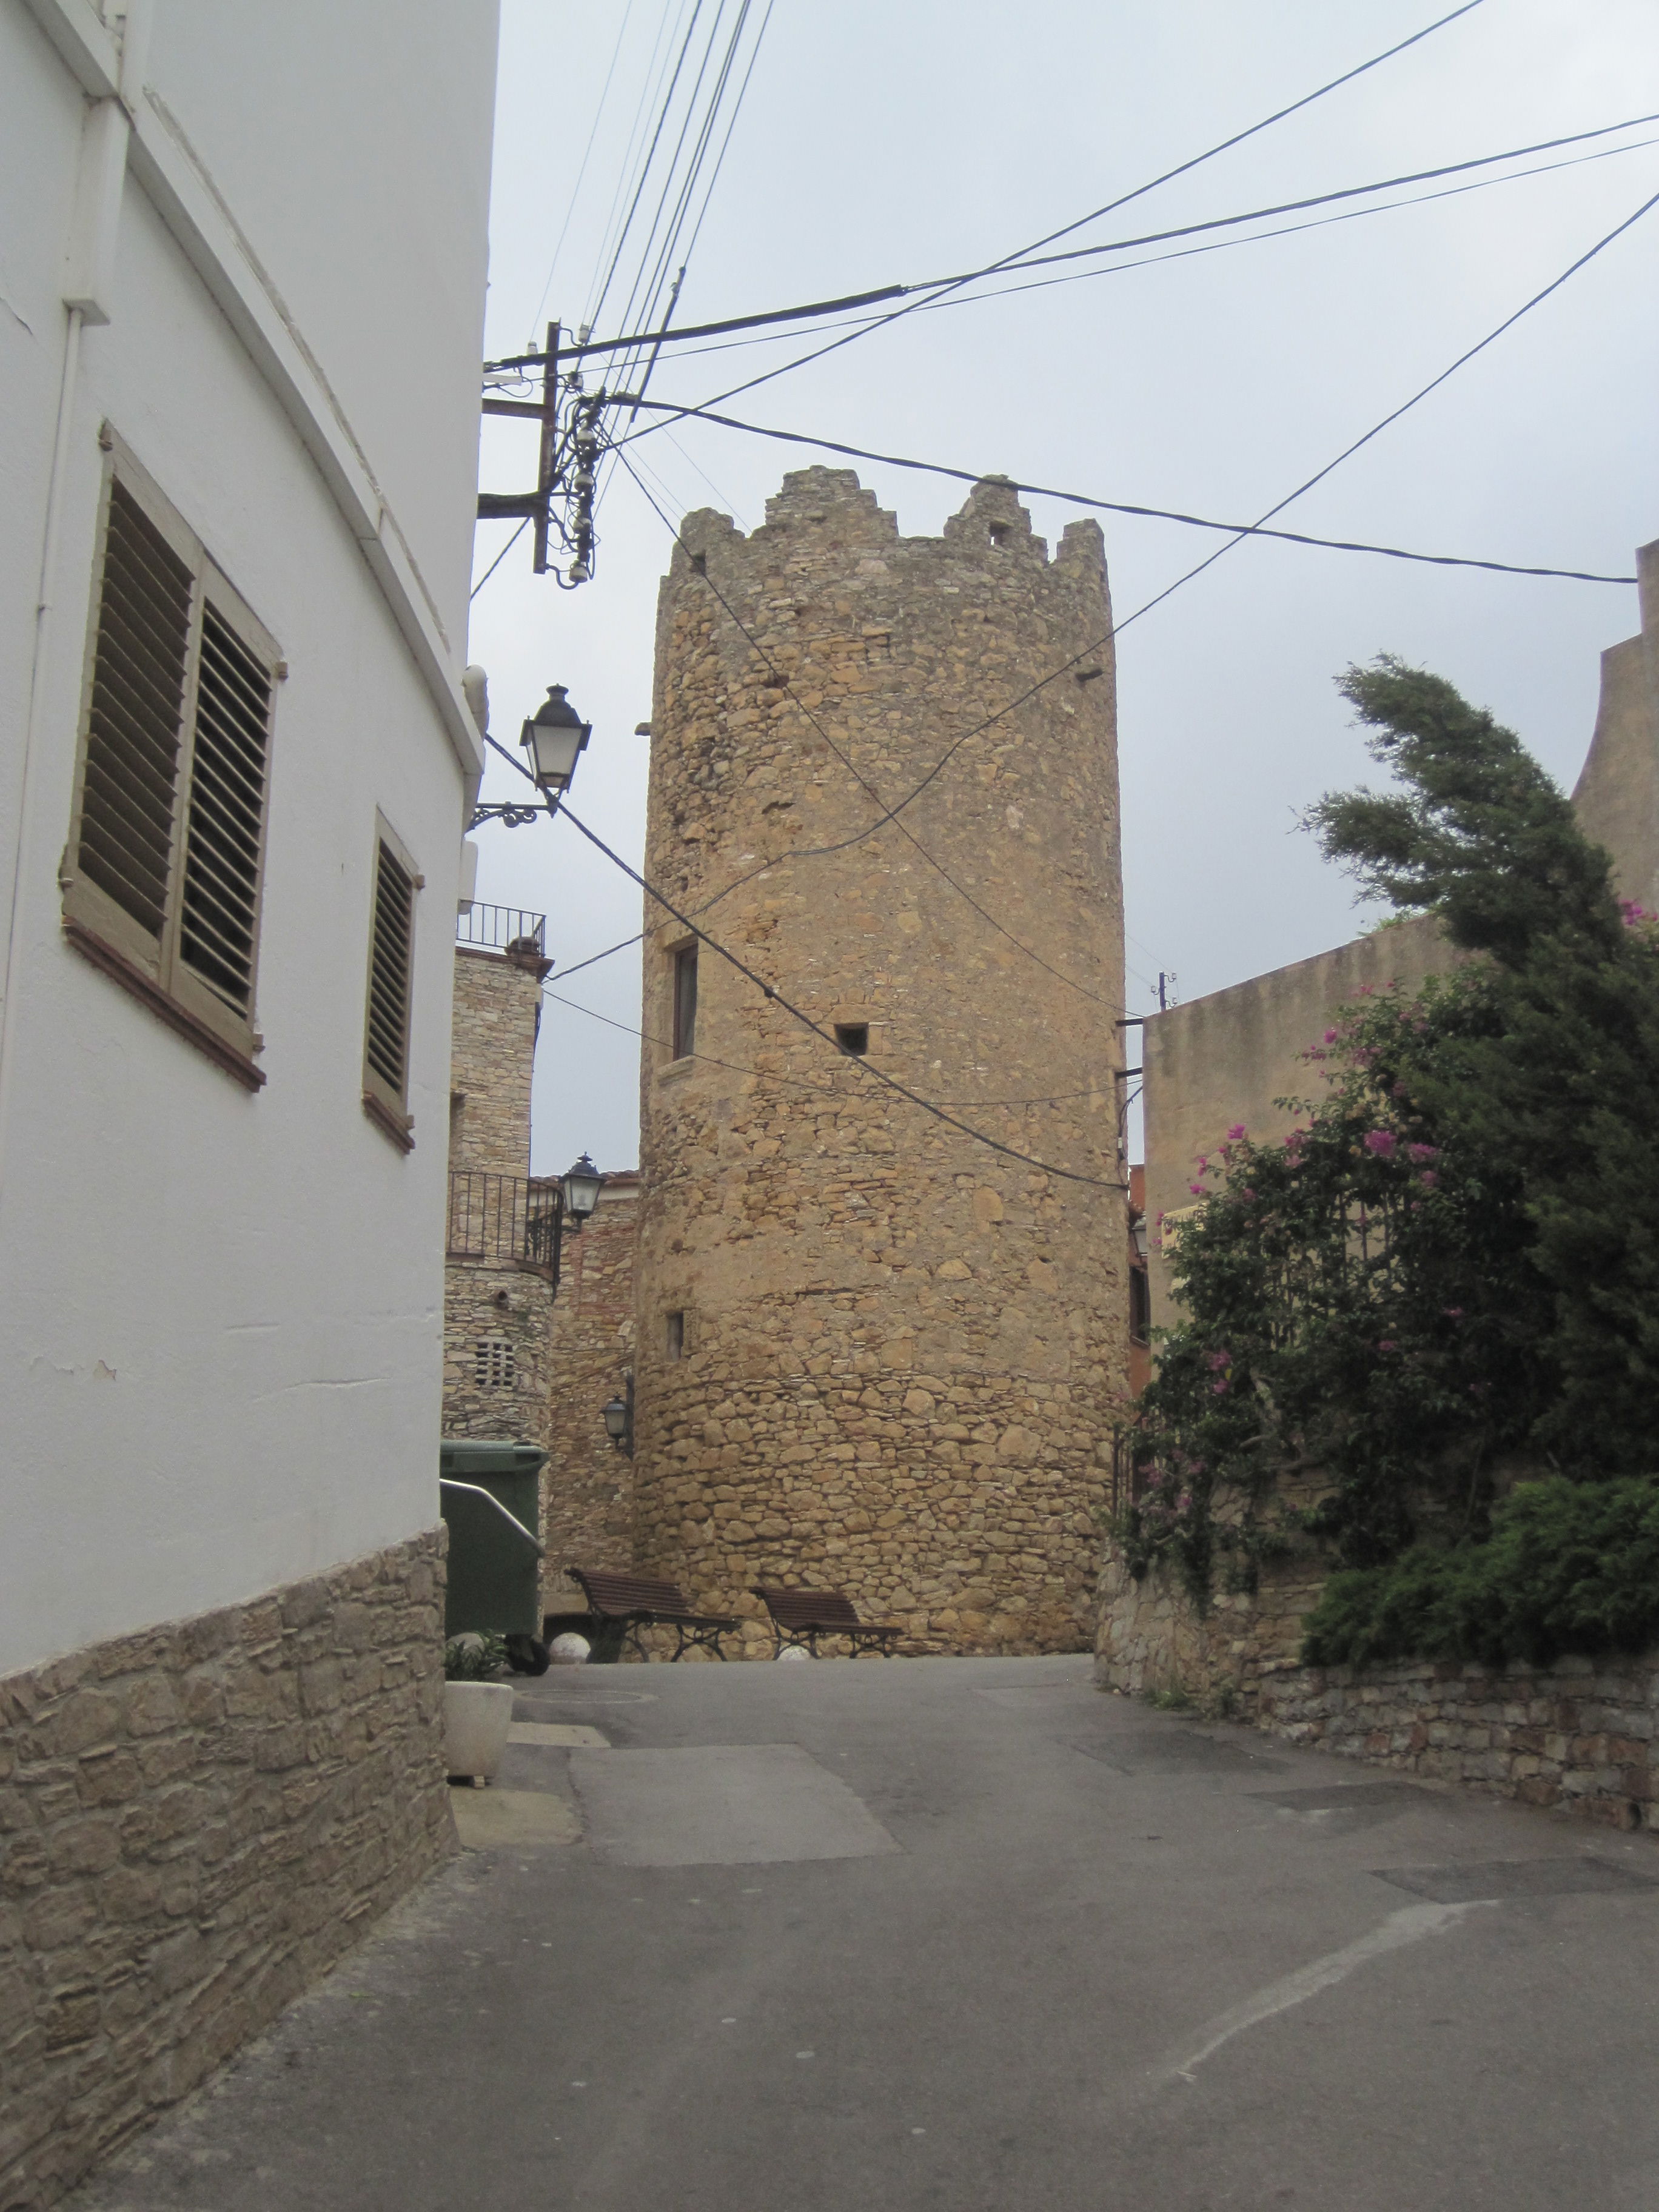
<box><xmin>443</xmin><ymin>1680</ymin><xmax>514</xmax><ymax>1783</ymax></box>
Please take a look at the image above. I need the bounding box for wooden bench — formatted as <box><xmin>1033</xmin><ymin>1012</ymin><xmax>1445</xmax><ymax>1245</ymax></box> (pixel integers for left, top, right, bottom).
<box><xmin>751</xmin><ymin>1586</ymin><xmax>902</xmax><ymax>1658</ymax></box>
<box><xmin>566</xmin><ymin>1567</ymin><xmax>738</xmax><ymax>1661</ymax></box>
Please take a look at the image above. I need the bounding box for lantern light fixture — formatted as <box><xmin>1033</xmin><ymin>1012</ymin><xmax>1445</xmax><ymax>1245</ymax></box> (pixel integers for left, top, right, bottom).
<box><xmin>521</xmin><ymin>683</ymin><xmax>592</xmax><ymax>793</ymax></box>
<box><xmin>561</xmin><ymin>1153</ymin><xmax>603</xmax><ymax>1229</ymax></box>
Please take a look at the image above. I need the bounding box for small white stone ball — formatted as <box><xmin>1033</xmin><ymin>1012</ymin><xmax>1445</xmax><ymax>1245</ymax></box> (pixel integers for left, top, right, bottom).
<box><xmin>548</xmin><ymin>1632</ymin><xmax>591</xmax><ymax>1666</ymax></box>
<box><xmin>776</xmin><ymin>1644</ymin><xmax>812</xmax><ymax>1662</ymax></box>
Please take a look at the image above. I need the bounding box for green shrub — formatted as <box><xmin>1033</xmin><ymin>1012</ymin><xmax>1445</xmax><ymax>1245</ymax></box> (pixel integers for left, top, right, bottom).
<box><xmin>1301</xmin><ymin>1476</ymin><xmax>1659</xmax><ymax>1668</ymax></box>
<box><xmin>443</xmin><ymin>1632</ymin><xmax>507</xmax><ymax>1682</ymax></box>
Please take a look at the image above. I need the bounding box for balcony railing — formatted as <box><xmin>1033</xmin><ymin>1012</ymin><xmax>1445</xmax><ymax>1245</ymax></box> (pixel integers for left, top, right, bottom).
<box><xmin>446</xmin><ymin>1171</ymin><xmax>563</xmax><ymax>1285</ymax></box>
<box><xmin>456</xmin><ymin>904</ymin><xmax>548</xmax><ymax>957</ymax></box>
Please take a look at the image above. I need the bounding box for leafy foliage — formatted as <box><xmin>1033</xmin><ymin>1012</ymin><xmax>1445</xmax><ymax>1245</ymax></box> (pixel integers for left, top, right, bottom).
<box><xmin>1302</xmin><ymin>1476</ymin><xmax>1659</xmax><ymax>1667</ymax></box>
<box><xmin>443</xmin><ymin>1633</ymin><xmax>507</xmax><ymax>1682</ymax></box>
<box><xmin>1123</xmin><ymin>657</ymin><xmax>1659</xmax><ymax>1609</ymax></box>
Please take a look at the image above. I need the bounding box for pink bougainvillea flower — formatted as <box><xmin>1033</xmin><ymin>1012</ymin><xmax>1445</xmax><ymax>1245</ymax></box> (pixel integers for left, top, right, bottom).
<box><xmin>1210</xmin><ymin>1378</ymin><xmax>1228</xmax><ymax>1395</ymax></box>
<box><xmin>1407</xmin><ymin>1142</ymin><xmax>1439</xmax><ymax>1162</ymax></box>
<box><xmin>1619</xmin><ymin>899</ymin><xmax>1655</xmax><ymax>927</ymax></box>
<box><xmin>1226</xmin><ymin>1123</ymin><xmax>1247</xmax><ymax>1141</ymax></box>
<box><xmin>1322</xmin><ymin>1029</ymin><xmax>1339</xmax><ymax>1045</ymax></box>
<box><xmin>1362</xmin><ymin>1130</ymin><xmax>1396</xmax><ymax>1157</ymax></box>
<box><xmin>1205</xmin><ymin>1350</ymin><xmax>1230</xmax><ymax>1371</ymax></box>
<box><xmin>1418</xmin><ymin>1170</ymin><xmax>1439</xmax><ymax>1189</ymax></box>
<box><xmin>1188</xmin><ymin>1182</ymin><xmax>1205</xmax><ymax>1196</ymax></box>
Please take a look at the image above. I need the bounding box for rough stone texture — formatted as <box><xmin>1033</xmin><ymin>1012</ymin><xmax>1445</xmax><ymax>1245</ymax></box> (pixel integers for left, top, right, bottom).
<box><xmin>448</xmin><ymin>944</ymin><xmax>545</xmax><ymax>1175</ymax></box>
<box><xmin>632</xmin><ymin>468</ymin><xmax>1130</xmax><ymax>1655</ymax></box>
<box><xmin>0</xmin><ymin>1530</ymin><xmax>454</xmax><ymax>2211</ymax></box>
<box><xmin>541</xmin><ymin>1175</ymin><xmax>641</xmax><ymax>1605</ymax></box>
<box><xmin>1095</xmin><ymin>1549</ymin><xmax>1658</xmax><ymax>1832</ymax></box>
<box><xmin>443</xmin><ymin>943</ymin><xmax>555</xmax><ymax>1447</ymax></box>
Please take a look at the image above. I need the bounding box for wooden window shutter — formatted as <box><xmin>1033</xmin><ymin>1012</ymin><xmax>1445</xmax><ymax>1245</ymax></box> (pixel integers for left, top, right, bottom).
<box><xmin>176</xmin><ymin>597</ymin><xmax>274</xmax><ymax>1017</ymax></box>
<box><xmin>64</xmin><ymin>437</ymin><xmax>279</xmax><ymax>1084</ymax></box>
<box><xmin>363</xmin><ymin>822</ymin><xmax>418</xmax><ymax>1145</ymax></box>
<box><xmin>67</xmin><ymin>477</ymin><xmax>195</xmax><ymax>972</ymax></box>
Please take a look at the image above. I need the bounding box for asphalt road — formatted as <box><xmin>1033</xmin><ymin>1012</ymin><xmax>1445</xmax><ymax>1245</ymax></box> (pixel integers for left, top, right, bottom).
<box><xmin>70</xmin><ymin>1654</ymin><xmax>1659</xmax><ymax>2212</ymax></box>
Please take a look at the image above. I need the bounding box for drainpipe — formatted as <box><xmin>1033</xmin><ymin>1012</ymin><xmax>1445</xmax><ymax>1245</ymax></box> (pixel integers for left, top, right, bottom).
<box><xmin>0</xmin><ymin>2</ymin><xmax>150</xmax><ymax>1204</ymax></box>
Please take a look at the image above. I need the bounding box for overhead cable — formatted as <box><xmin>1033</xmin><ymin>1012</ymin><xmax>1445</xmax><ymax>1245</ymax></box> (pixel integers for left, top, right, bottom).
<box><xmin>552</xmin><ymin>801</ymin><xmax>1128</xmax><ymax>1190</ymax></box>
<box><xmin>616</xmin><ymin>449</ymin><xmax>1119</xmax><ymax>1007</ymax></box>
<box><xmin>623</xmin><ymin>1</ymin><xmax>1491</xmax><ymax>423</ymax></box>
<box><xmin>611</xmin><ymin>395</ymin><xmax>1640</xmax><ymax>585</ymax></box>
<box><xmin>487</xmin><ymin>106</ymin><xmax>1659</xmax><ymax>369</ymax></box>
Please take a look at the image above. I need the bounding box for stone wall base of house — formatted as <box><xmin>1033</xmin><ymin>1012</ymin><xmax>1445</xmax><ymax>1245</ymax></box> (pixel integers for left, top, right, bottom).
<box><xmin>1095</xmin><ymin>1549</ymin><xmax>1658</xmax><ymax>1831</ymax></box>
<box><xmin>1</xmin><ymin>1527</ymin><xmax>455</xmax><ymax>2210</ymax></box>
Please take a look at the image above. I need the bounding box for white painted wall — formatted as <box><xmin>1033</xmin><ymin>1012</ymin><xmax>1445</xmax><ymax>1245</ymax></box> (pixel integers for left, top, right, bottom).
<box><xmin>0</xmin><ymin>0</ymin><xmax>500</xmax><ymax>1674</ymax></box>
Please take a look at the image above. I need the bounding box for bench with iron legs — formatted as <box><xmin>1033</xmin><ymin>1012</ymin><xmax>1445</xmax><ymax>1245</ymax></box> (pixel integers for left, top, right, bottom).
<box><xmin>565</xmin><ymin>1566</ymin><xmax>739</xmax><ymax>1661</ymax></box>
<box><xmin>751</xmin><ymin>1585</ymin><xmax>902</xmax><ymax>1658</ymax></box>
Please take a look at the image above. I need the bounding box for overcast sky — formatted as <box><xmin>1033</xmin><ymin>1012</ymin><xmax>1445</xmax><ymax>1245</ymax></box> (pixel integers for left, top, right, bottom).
<box><xmin>464</xmin><ymin>0</ymin><xmax>1659</xmax><ymax>1178</ymax></box>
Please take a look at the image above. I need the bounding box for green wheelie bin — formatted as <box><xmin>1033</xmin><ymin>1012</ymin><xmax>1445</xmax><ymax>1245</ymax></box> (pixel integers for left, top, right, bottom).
<box><xmin>438</xmin><ymin>1438</ymin><xmax>548</xmax><ymax>1674</ymax></box>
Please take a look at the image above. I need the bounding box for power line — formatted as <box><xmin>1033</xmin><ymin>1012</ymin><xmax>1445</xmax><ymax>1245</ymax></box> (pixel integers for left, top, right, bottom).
<box><xmin>525</xmin><ymin>0</ymin><xmax>641</xmax><ymax>346</ymax></box>
<box><xmin>553</xmin><ymin>802</ymin><xmax>1128</xmax><ymax>1191</ymax></box>
<box><xmin>469</xmin><ymin>518</ymin><xmax>529</xmax><ymax>600</ymax></box>
<box><xmin>610</xmin><ymin>395</ymin><xmax>1640</xmax><ymax>586</ymax></box>
<box><xmin>616</xmin><ymin>449</ymin><xmax>1121</xmax><ymax>1009</ymax></box>
<box><xmin>617</xmin><ymin>2</ymin><xmax>1490</xmax><ymax>426</ymax></box>
<box><xmin>595</xmin><ymin>181</ymin><xmax>1653</xmax><ymax>946</ymax></box>
<box><xmin>545</xmin><ymin>985</ymin><xmax>1118</xmax><ymax>1108</ymax></box>
<box><xmin>497</xmin><ymin>130</ymin><xmax>1659</xmax><ymax>378</ymax></box>
<box><xmin>492</xmin><ymin>106</ymin><xmax>1659</xmax><ymax>370</ymax></box>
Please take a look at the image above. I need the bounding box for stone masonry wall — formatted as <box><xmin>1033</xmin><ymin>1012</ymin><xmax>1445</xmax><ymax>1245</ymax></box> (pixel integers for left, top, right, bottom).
<box><xmin>1095</xmin><ymin>1547</ymin><xmax>1658</xmax><ymax>1831</ymax></box>
<box><xmin>443</xmin><ymin>939</ymin><xmax>554</xmax><ymax>1451</ymax></box>
<box><xmin>448</xmin><ymin>946</ymin><xmax>544</xmax><ymax>1175</ymax></box>
<box><xmin>541</xmin><ymin>1176</ymin><xmax>640</xmax><ymax>1607</ymax></box>
<box><xmin>633</xmin><ymin>468</ymin><xmax>1130</xmax><ymax>1654</ymax></box>
<box><xmin>0</xmin><ymin>1529</ymin><xmax>452</xmax><ymax>2211</ymax></box>
<box><xmin>441</xmin><ymin>1258</ymin><xmax>555</xmax><ymax>1446</ymax></box>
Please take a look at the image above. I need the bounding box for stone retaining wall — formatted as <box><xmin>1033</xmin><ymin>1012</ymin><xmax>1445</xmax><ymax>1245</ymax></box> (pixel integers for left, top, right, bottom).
<box><xmin>1255</xmin><ymin>1652</ymin><xmax>1659</xmax><ymax>1831</ymax></box>
<box><xmin>0</xmin><ymin>1529</ymin><xmax>453</xmax><ymax>2210</ymax></box>
<box><xmin>1095</xmin><ymin>1546</ymin><xmax>1657</xmax><ymax>1831</ymax></box>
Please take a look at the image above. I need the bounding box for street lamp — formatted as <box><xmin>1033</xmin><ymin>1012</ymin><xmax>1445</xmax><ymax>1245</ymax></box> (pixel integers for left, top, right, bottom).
<box><xmin>603</xmin><ymin>1370</ymin><xmax>634</xmax><ymax>1456</ymax></box>
<box><xmin>561</xmin><ymin>1152</ymin><xmax>603</xmax><ymax>1231</ymax></box>
<box><xmin>521</xmin><ymin>684</ymin><xmax>592</xmax><ymax>793</ymax></box>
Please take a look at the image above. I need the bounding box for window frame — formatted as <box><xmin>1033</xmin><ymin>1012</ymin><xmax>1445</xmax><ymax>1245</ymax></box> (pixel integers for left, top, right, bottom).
<box><xmin>61</xmin><ymin>430</ymin><xmax>280</xmax><ymax>1089</ymax></box>
<box><xmin>671</xmin><ymin>939</ymin><xmax>699</xmax><ymax>1062</ymax></box>
<box><xmin>361</xmin><ymin>811</ymin><xmax>421</xmax><ymax>1149</ymax></box>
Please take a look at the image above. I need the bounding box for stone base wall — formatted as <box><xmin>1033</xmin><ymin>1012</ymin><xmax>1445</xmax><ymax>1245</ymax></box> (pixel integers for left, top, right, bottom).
<box><xmin>541</xmin><ymin>1176</ymin><xmax>639</xmax><ymax>1607</ymax></box>
<box><xmin>1255</xmin><ymin>1653</ymin><xmax>1659</xmax><ymax>1831</ymax></box>
<box><xmin>638</xmin><ymin>1349</ymin><xmax>1111</xmax><ymax>1657</ymax></box>
<box><xmin>441</xmin><ymin>1258</ymin><xmax>554</xmax><ymax>1443</ymax></box>
<box><xmin>0</xmin><ymin>1529</ymin><xmax>454</xmax><ymax>2210</ymax></box>
<box><xmin>1094</xmin><ymin>1547</ymin><xmax>1657</xmax><ymax>1831</ymax></box>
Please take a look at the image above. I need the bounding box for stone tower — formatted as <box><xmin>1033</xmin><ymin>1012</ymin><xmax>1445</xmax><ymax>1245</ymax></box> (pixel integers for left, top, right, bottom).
<box><xmin>632</xmin><ymin>466</ymin><xmax>1128</xmax><ymax>1653</ymax></box>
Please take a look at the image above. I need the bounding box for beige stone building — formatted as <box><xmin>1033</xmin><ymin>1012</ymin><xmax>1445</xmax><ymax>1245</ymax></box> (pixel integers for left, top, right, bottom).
<box><xmin>542</xmin><ymin>1173</ymin><xmax>641</xmax><ymax>1602</ymax></box>
<box><xmin>443</xmin><ymin>908</ymin><xmax>559</xmax><ymax>1447</ymax></box>
<box><xmin>630</xmin><ymin>467</ymin><xmax>1131</xmax><ymax>1655</ymax></box>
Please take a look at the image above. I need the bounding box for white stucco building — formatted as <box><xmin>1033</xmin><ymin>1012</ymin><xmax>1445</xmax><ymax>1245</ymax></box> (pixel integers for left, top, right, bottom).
<box><xmin>0</xmin><ymin>4</ymin><xmax>498</xmax><ymax>2197</ymax></box>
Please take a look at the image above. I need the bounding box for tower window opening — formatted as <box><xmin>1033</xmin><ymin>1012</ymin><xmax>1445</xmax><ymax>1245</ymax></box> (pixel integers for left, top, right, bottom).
<box><xmin>834</xmin><ymin>1022</ymin><xmax>869</xmax><ymax>1056</ymax></box>
<box><xmin>666</xmin><ymin>1310</ymin><xmax>685</xmax><ymax>1360</ymax></box>
<box><xmin>988</xmin><ymin>522</ymin><xmax>1010</xmax><ymax>548</ymax></box>
<box><xmin>672</xmin><ymin>943</ymin><xmax>698</xmax><ymax>1059</ymax></box>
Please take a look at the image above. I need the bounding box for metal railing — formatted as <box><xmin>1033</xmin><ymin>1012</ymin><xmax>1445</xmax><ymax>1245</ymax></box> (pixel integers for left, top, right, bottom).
<box><xmin>446</xmin><ymin>1171</ymin><xmax>563</xmax><ymax>1283</ymax></box>
<box><xmin>455</xmin><ymin>904</ymin><xmax>548</xmax><ymax>956</ymax></box>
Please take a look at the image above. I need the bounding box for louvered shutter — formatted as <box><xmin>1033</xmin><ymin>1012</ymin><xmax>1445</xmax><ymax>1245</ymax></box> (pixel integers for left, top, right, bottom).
<box><xmin>177</xmin><ymin>597</ymin><xmax>273</xmax><ymax>1016</ymax></box>
<box><xmin>65</xmin><ymin>438</ymin><xmax>278</xmax><ymax>1073</ymax></box>
<box><xmin>67</xmin><ymin>477</ymin><xmax>195</xmax><ymax>974</ymax></box>
<box><xmin>363</xmin><ymin>825</ymin><xmax>417</xmax><ymax>1138</ymax></box>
